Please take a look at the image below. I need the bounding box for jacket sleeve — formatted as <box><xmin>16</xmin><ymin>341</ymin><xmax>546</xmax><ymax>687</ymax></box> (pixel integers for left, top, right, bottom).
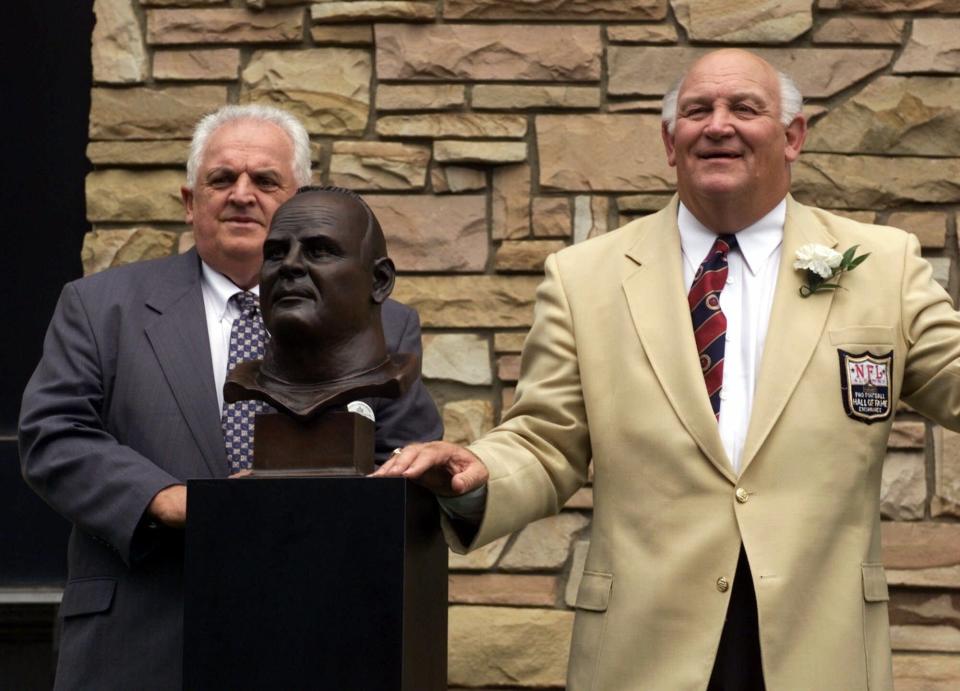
<box><xmin>19</xmin><ymin>282</ymin><xmax>181</xmax><ymax>565</ymax></box>
<box><xmin>370</xmin><ymin>304</ymin><xmax>443</xmax><ymax>463</ymax></box>
<box><xmin>898</xmin><ymin>234</ymin><xmax>960</xmax><ymax>428</ymax></box>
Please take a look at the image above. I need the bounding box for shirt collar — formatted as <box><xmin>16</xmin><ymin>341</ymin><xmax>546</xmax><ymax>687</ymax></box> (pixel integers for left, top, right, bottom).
<box><xmin>200</xmin><ymin>260</ymin><xmax>259</xmax><ymax>319</ymax></box>
<box><xmin>678</xmin><ymin>198</ymin><xmax>786</xmax><ymax>276</ymax></box>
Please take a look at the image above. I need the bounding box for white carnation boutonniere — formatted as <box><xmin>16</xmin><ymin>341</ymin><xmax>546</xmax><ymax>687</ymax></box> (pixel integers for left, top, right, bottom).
<box><xmin>793</xmin><ymin>243</ymin><xmax>870</xmax><ymax>298</ymax></box>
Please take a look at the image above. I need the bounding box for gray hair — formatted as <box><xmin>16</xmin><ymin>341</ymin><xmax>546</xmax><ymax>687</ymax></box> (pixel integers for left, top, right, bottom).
<box><xmin>660</xmin><ymin>69</ymin><xmax>803</xmax><ymax>135</ymax></box>
<box><xmin>185</xmin><ymin>104</ymin><xmax>312</xmax><ymax>188</ymax></box>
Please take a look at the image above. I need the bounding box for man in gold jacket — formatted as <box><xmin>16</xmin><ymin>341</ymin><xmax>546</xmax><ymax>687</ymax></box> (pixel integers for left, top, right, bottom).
<box><xmin>377</xmin><ymin>49</ymin><xmax>960</xmax><ymax>690</ymax></box>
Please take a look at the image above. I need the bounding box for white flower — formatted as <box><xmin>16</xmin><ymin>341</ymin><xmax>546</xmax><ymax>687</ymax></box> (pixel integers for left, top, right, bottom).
<box><xmin>794</xmin><ymin>244</ymin><xmax>843</xmax><ymax>279</ymax></box>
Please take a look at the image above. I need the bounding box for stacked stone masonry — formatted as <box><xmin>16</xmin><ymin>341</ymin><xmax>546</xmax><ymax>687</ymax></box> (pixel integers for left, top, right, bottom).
<box><xmin>88</xmin><ymin>0</ymin><xmax>960</xmax><ymax>687</ymax></box>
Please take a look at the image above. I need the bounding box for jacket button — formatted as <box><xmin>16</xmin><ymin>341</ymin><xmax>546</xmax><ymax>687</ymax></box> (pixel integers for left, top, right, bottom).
<box><xmin>716</xmin><ymin>577</ymin><xmax>729</xmax><ymax>592</ymax></box>
<box><xmin>735</xmin><ymin>487</ymin><xmax>749</xmax><ymax>503</ymax></box>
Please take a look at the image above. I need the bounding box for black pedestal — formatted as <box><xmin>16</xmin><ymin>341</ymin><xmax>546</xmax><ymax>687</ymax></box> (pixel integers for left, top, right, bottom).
<box><xmin>183</xmin><ymin>477</ymin><xmax>447</xmax><ymax>691</ymax></box>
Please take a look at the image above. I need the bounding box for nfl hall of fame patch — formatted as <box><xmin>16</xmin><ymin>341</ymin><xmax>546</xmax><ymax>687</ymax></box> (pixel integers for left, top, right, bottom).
<box><xmin>837</xmin><ymin>349</ymin><xmax>893</xmax><ymax>424</ymax></box>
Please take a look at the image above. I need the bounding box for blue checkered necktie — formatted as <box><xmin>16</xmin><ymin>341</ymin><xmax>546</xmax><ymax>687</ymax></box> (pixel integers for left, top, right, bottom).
<box><xmin>688</xmin><ymin>234</ymin><xmax>738</xmax><ymax>420</ymax></box>
<box><xmin>221</xmin><ymin>291</ymin><xmax>270</xmax><ymax>472</ymax></box>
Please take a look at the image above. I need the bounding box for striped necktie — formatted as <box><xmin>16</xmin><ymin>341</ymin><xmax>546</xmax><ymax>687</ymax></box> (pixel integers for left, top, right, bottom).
<box><xmin>688</xmin><ymin>235</ymin><xmax>738</xmax><ymax>420</ymax></box>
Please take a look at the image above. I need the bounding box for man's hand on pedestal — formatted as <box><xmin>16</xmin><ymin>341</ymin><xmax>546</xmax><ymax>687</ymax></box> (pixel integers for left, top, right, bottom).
<box><xmin>372</xmin><ymin>441</ymin><xmax>489</xmax><ymax>497</ymax></box>
<box><xmin>148</xmin><ymin>484</ymin><xmax>187</xmax><ymax>529</ymax></box>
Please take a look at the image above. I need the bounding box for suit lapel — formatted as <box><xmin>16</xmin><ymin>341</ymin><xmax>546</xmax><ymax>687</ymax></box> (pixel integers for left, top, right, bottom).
<box><xmin>739</xmin><ymin>197</ymin><xmax>838</xmax><ymax>473</ymax></box>
<box><xmin>622</xmin><ymin>198</ymin><xmax>735</xmax><ymax>482</ymax></box>
<box><xmin>144</xmin><ymin>250</ymin><xmax>227</xmax><ymax>478</ymax></box>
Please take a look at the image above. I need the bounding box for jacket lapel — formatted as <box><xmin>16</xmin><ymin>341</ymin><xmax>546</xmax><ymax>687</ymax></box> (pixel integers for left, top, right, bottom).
<box><xmin>739</xmin><ymin>196</ymin><xmax>838</xmax><ymax>473</ymax></box>
<box><xmin>622</xmin><ymin>197</ymin><xmax>735</xmax><ymax>482</ymax></box>
<box><xmin>144</xmin><ymin>250</ymin><xmax>227</xmax><ymax>478</ymax></box>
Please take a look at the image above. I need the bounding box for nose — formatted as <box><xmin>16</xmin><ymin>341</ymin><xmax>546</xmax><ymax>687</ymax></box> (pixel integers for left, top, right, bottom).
<box><xmin>228</xmin><ymin>173</ymin><xmax>256</xmax><ymax>205</ymax></box>
<box><xmin>703</xmin><ymin>106</ymin><xmax>734</xmax><ymax>139</ymax></box>
<box><xmin>278</xmin><ymin>243</ymin><xmax>306</xmax><ymax>276</ymax></box>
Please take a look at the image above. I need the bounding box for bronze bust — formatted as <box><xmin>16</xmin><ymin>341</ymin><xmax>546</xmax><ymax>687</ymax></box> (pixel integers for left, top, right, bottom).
<box><xmin>224</xmin><ymin>187</ymin><xmax>417</xmax><ymax>473</ymax></box>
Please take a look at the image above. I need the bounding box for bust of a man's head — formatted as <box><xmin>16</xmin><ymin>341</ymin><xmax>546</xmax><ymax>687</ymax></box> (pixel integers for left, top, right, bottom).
<box><xmin>258</xmin><ymin>186</ymin><xmax>396</xmax><ymax>386</ymax></box>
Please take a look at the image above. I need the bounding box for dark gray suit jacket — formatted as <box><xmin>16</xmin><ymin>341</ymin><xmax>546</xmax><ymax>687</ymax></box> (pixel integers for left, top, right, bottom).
<box><xmin>18</xmin><ymin>249</ymin><xmax>442</xmax><ymax>690</ymax></box>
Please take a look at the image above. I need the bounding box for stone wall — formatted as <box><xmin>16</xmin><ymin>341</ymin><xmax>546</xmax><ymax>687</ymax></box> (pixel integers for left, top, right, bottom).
<box><xmin>88</xmin><ymin>1</ymin><xmax>960</xmax><ymax>687</ymax></box>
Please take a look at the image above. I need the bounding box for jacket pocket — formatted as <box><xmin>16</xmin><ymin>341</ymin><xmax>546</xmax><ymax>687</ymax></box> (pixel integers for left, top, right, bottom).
<box><xmin>568</xmin><ymin>571</ymin><xmax>613</xmax><ymax>691</ymax></box>
<box><xmin>829</xmin><ymin>326</ymin><xmax>895</xmax><ymax>346</ymax></box>
<box><xmin>861</xmin><ymin>563</ymin><xmax>894</xmax><ymax>690</ymax></box>
<box><xmin>59</xmin><ymin>577</ymin><xmax>117</xmax><ymax>618</ymax></box>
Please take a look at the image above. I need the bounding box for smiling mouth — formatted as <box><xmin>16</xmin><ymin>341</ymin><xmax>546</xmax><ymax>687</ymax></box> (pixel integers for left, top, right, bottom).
<box><xmin>223</xmin><ymin>216</ymin><xmax>261</xmax><ymax>225</ymax></box>
<box><xmin>698</xmin><ymin>151</ymin><xmax>742</xmax><ymax>160</ymax></box>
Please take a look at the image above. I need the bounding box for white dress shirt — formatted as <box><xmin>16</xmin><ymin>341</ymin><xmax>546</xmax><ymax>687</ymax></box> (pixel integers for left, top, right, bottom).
<box><xmin>678</xmin><ymin>199</ymin><xmax>785</xmax><ymax>474</ymax></box>
<box><xmin>200</xmin><ymin>261</ymin><xmax>259</xmax><ymax>413</ymax></box>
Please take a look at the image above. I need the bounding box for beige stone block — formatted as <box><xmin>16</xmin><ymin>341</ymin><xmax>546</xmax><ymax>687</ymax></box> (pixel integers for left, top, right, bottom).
<box><xmin>882</xmin><ymin>522</ymin><xmax>960</xmax><ymax>586</ymax></box>
<box><xmin>608</xmin><ymin>98</ymin><xmax>664</xmax><ymax>113</ymax></box>
<box><xmin>449</xmin><ymin>574</ymin><xmax>558</xmax><ymax>607</ymax></box>
<box><xmin>565</xmin><ymin>487</ymin><xmax>593</xmax><ymax>510</ymax></box>
<box><xmin>376</xmin><ymin>24</ymin><xmax>601</xmax><ymax>82</ymax></box>
<box><xmin>431</xmin><ymin>166</ymin><xmax>486</xmax><ymax>193</ymax></box>
<box><xmin>93</xmin><ymin>0</ymin><xmax>148</xmax><ymax>84</ymax></box>
<box><xmin>574</xmin><ymin>196</ymin><xmax>610</xmax><ymax>242</ymax></box>
<box><xmin>146</xmin><ymin>8</ymin><xmax>304</xmax><ymax>44</ymax></box>
<box><xmin>422</xmin><ymin>334</ymin><xmax>492</xmax><ymax>386</ymax></box>
<box><xmin>443</xmin><ymin>0</ymin><xmax>667</xmax><ymax>20</ymax></box>
<box><xmin>793</xmin><ymin>154</ymin><xmax>960</xmax><ymax>209</ymax></box>
<box><xmin>813</xmin><ymin>16</ymin><xmax>905</xmax><ymax>44</ymax></box>
<box><xmin>496</xmin><ymin>240</ymin><xmax>565</xmax><ymax>273</ymax></box>
<box><xmin>497</xmin><ymin>354</ymin><xmax>521</xmax><ymax>382</ymax></box>
<box><xmin>617</xmin><ymin>194</ymin><xmax>673</xmax><ymax>212</ymax></box>
<box><xmin>532</xmin><ymin>197</ymin><xmax>572</xmax><ymax>239</ymax></box>
<box><xmin>892</xmin><ymin>626</ymin><xmax>960</xmax><ymax>653</ymax></box>
<box><xmin>140</xmin><ymin>0</ymin><xmax>223</xmax><ymax>5</ymax></box>
<box><xmin>310</xmin><ymin>24</ymin><xmax>373</xmax><ymax>44</ymax></box>
<box><xmin>829</xmin><ymin>0</ymin><xmax>960</xmax><ymax>10</ymax></box>
<box><xmin>81</xmin><ymin>228</ymin><xmax>179</xmax><ymax>275</ymax></box>
<box><xmin>607</xmin><ymin>24</ymin><xmax>678</xmax><ymax>43</ymax></box>
<box><xmin>86</xmin><ymin>140</ymin><xmax>190</xmax><ymax>166</ymax></box>
<box><xmin>608</xmin><ymin>47</ymin><xmax>893</xmax><ymax>98</ymax></box>
<box><xmin>377</xmin><ymin>113</ymin><xmax>527</xmax><ymax>139</ymax></box>
<box><xmin>242</xmin><ymin>49</ymin><xmax>370</xmax><ymax>136</ymax></box>
<box><xmin>434</xmin><ymin>140</ymin><xmax>527</xmax><ymax>165</ymax></box>
<box><xmin>153</xmin><ymin>49</ymin><xmax>240</xmax><ymax>81</ymax></box>
<box><xmin>893</xmin><ymin>653</ymin><xmax>960</xmax><ymax>691</ymax></box>
<box><xmin>248</xmin><ymin>0</ymin><xmax>304</xmax><ymax>7</ymax></box>
<box><xmin>494</xmin><ymin>332</ymin><xmax>527</xmax><ymax>353</ymax></box>
<box><xmin>90</xmin><ymin>85</ymin><xmax>225</xmax><ymax>140</ymax></box>
<box><xmin>671</xmin><ymin>0</ymin><xmax>812</xmax><ymax>43</ymax></box>
<box><xmin>500</xmin><ymin>512</ymin><xmax>590</xmax><ymax>571</ymax></box>
<box><xmin>896</xmin><ymin>19</ymin><xmax>960</xmax><ymax>74</ymax></box>
<box><xmin>538</xmin><ymin>114</ymin><xmax>675</xmax><ymax>192</ymax></box>
<box><xmin>564</xmin><ymin>539</ymin><xmax>590</xmax><ymax>607</ymax></box>
<box><xmin>501</xmin><ymin>386</ymin><xmax>516</xmax><ymax>413</ymax></box>
<box><xmin>449</xmin><ymin>606</ymin><xmax>573</xmax><ymax>687</ymax></box>
<box><xmin>328</xmin><ymin>141</ymin><xmax>429</xmax><ymax>190</ymax></box>
<box><xmin>934</xmin><ymin>426</ymin><xmax>960</xmax><ymax>518</ymax></box>
<box><xmin>367</xmin><ymin>194</ymin><xmax>487</xmax><ymax>271</ymax></box>
<box><xmin>493</xmin><ymin>164</ymin><xmax>531</xmax><ymax>240</ymax></box>
<box><xmin>87</xmin><ymin>169</ymin><xmax>186</xmax><ymax>222</ymax></box>
<box><xmin>887</xmin><ymin>211</ymin><xmax>948</xmax><ymax>249</ymax></box>
<box><xmin>472</xmin><ymin>85</ymin><xmax>600</xmax><ymax>110</ymax></box>
<box><xmin>443</xmin><ymin>399</ymin><xmax>495</xmax><ymax>445</ymax></box>
<box><xmin>889</xmin><ymin>421</ymin><xmax>927</xmax><ymax>449</ymax></box>
<box><xmin>880</xmin><ymin>450</ymin><xmax>926</xmax><ymax>521</ymax></box>
<box><xmin>807</xmin><ymin>77</ymin><xmax>960</xmax><ymax>156</ymax></box>
<box><xmin>311</xmin><ymin>2</ymin><xmax>434</xmax><ymax>22</ymax></box>
<box><xmin>890</xmin><ymin>590</ymin><xmax>960</xmax><ymax>628</ymax></box>
<box><xmin>178</xmin><ymin>232</ymin><xmax>195</xmax><ymax>254</ymax></box>
<box><xmin>449</xmin><ymin>535</ymin><xmax>508</xmax><ymax>570</ymax></box>
<box><xmin>377</xmin><ymin>84</ymin><xmax>465</xmax><ymax>111</ymax></box>
<box><xmin>391</xmin><ymin>276</ymin><xmax>541</xmax><ymax>328</ymax></box>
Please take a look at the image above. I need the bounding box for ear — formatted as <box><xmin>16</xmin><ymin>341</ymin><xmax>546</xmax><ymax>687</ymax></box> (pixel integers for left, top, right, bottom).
<box><xmin>661</xmin><ymin>121</ymin><xmax>678</xmax><ymax>168</ymax></box>
<box><xmin>783</xmin><ymin>115</ymin><xmax>807</xmax><ymax>164</ymax></box>
<box><xmin>371</xmin><ymin>257</ymin><xmax>396</xmax><ymax>305</ymax></box>
<box><xmin>180</xmin><ymin>186</ymin><xmax>195</xmax><ymax>225</ymax></box>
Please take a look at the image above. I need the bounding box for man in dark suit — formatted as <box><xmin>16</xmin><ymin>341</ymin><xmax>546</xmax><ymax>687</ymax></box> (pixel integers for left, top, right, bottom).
<box><xmin>18</xmin><ymin>104</ymin><xmax>442</xmax><ymax>690</ymax></box>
